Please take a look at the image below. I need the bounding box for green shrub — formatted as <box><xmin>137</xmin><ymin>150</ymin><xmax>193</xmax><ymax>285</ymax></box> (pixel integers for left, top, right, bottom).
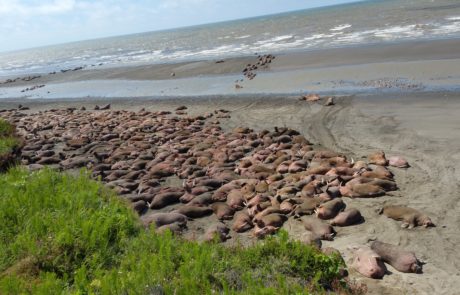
<box><xmin>0</xmin><ymin>168</ymin><xmax>349</xmax><ymax>294</ymax></box>
<box><xmin>0</xmin><ymin>119</ymin><xmax>21</xmax><ymax>169</ymax></box>
<box><xmin>0</xmin><ymin>119</ymin><xmax>15</xmax><ymax>137</ymax></box>
<box><xmin>0</xmin><ymin>168</ymin><xmax>139</xmax><ymax>293</ymax></box>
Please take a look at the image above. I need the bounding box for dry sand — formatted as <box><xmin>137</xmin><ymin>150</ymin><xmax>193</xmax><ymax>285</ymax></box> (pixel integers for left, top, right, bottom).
<box><xmin>2</xmin><ymin>92</ymin><xmax>459</xmax><ymax>294</ymax></box>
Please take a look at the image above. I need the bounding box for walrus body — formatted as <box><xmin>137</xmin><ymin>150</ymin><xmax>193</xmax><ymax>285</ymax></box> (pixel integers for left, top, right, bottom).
<box><xmin>204</xmin><ymin>223</ymin><xmax>230</xmax><ymax>242</ymax></box>
<box><xmin>174</xmin><ymin>206</ymin><xmax>213</xmax><ymax>218</ymax></box>
<box><xmin>352</xmin><ymin>246</ymin><xmax>386</xmax><ymax>279</ymax></box>
<box><xmin>257</xmin><ymin>213</ymin><xmax>287</xmax><ymax>228</ymax></box>
<box><xmin>232</xmin><ymin>211</ymin><xmax>253</xmax><ymax>232</ymax></box>
<box><xmin>380</xmin><ymin>205</ymin><xmax>434</xmax><ymax>228</ymax></box>
<box><xmin>211</xmin><ymin>202</ymin><xmax>235</xmax><ymax>220</ymax></box>
<box><xmin>371</xmin><ymin>241</ymin><xmax>422</xmax><ymax>273</ymax></box>
<box><xmin>330</xmin><ymin>208</ymin><xmax>363</xmax><ymax>226</ymax></box>
<box><xmin>301</xmin><ymin>216</ymin><xmax>335</xmax><ymax>240</ymax></box>
<box><xmin>149</xmin><ymin>191</ymin><xmax>183</xmax><ymax>209</ymax></box>
<box><xmin>141</xmin><ymin>212</ymin><xmax>187</xmax><ymax>228</ymax></box>
<box><xmin>315</xmin><ymin>198</ymin><xmax>345</xmax><ymax>219</ymax></box>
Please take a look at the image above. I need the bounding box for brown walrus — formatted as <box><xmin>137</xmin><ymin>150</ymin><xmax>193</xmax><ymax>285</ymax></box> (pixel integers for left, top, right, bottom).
<box><xmin>371</xmin><ymin>241</ymin><xmax>422</xmax><ymax>273</ymax></box>
<box><xmin>379</xmin><ymin>205</ymin><xmax>434</xmax><ymax>228</ymax></box>
<box><xmin>149</xmin><ymin>191</ymin><xmax>183</xmax><ymax>209</ymax></box>
<box><xmin>315</xmin><ymin>198</ymin><xmax>345</xmax><ymax>220</ymax></box>
<box><xmin>173</xmin><ymin>206</ymin><xmax>213</xmax><ymax>218</ymax></box>
<box><xmin>368</xmin><ymin>150</ymin><xmax>387</xmax><ymax>166</ymax></box>
<box><xmin>330</xmin><ymin>208</ymin><xmax>363</xmax><ymax>226</ymax></box>
<box><xmin>211</xmin><ymin>202</ymin><xmax>235</xmax><ymax>220</ymax></box>
<box><xmin>256</xmin><ymin>213</ymin><xmax>287</xmax><ymax>228</ymax></box>
<box><xmin>141</xmin><ymin>212</ymin><xmax>187</xmax><ymax>228</ymax></box>
<box><xmin>232</xmin><ymin>211</ymin><xmax>254</xmax><ymax>233</ymax></box>
<box><xmin>204</xmin><ymin>223</ymin><xmax>230</xmax><ymax>242</ymax></box>
<box><xmin>301</xmin><ymin>216</ymin><xmax>335</xmax><ymax>240</ymax></box>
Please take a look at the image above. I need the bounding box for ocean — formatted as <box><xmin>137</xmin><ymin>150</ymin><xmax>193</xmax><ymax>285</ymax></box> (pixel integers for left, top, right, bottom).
<box><xmin>1</xmin><ymin>0</ymin><xmax>460</xmax><ymax>77</ymax></box>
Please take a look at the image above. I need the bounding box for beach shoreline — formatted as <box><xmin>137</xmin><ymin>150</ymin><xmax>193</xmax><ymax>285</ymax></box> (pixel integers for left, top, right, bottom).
<box><xmin>1</xmin><ymin>38</ymin><xmax>460</xmax><ymax>99</ymax></box>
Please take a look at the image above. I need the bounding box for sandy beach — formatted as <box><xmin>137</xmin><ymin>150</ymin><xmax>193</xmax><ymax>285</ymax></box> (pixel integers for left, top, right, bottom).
<box><xmin>1</xmin><ymin>37</ymin><xmax>460</xmax><ymax>294</ymax></box>
<box><xmin>1</xmin><ymin>91</ymin><xmax>459</xmax><ymax>294</ymax></box>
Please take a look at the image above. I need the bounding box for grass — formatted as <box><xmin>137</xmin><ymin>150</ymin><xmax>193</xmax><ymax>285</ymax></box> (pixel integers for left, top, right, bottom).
<box><xmin>0</xmin><ymin>167</ymin><xmax>352</xmax><ymax>294</ymax></box>
<box><xmin>0</xmin><ymin>119</ymin><xmax>21</xmax><ymax>169</ymax></box>
<box><xmin>0</xmin><ymin>119</ymin><xmax>15</xmax><ymax>138</ymax></box>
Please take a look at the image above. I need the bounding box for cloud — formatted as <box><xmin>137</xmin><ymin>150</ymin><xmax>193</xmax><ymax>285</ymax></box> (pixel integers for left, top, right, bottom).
<box><xmin>0</xmin><ymin>0</ymin><xmax>76</xmax><ymax>15</ymax></box>
<box><xmin>159</xmin><ymin>0</ymin><xmax>210</xmax><ymax>10</ymax></box>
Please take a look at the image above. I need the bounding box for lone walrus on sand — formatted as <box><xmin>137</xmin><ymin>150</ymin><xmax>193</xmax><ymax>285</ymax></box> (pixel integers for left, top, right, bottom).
<box><xmin>379</xmin><ymin>205</ymin><xmax>434</xmax><ymax>228</ymax></box>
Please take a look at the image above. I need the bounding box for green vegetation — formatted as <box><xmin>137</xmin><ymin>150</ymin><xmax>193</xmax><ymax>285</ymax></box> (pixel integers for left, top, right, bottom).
<box><xmin>0</xmin><ymin>119</ymin><xmax>21</xmax><ymax>168</ymax></box>
<box><xmin>0</xmin><ymin>167</ymin><xmax>350</xmax><ymax>294</ymax></box>
<box><xmin>0</xmin><ymin>119</ymin><xmax>15</xmax><ymax>137</ymax></box>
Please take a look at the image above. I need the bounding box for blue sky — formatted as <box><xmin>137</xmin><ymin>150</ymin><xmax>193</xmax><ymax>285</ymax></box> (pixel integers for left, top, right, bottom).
<box><xmin>0</xmin><ymin>0</ymin><xmax>358</xmax><ymax>52</ymax></box>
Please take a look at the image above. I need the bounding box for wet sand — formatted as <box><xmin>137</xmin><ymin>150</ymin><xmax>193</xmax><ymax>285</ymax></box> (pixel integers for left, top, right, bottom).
<box><xmin>1</xmin><ymin>92</ymin><xmax>459</xmax><ymax>294</ymax></box>
<box><xmin>1</xmin><ymin>38</ymin><xmax>460</xmax><ymax>99</ymax></box>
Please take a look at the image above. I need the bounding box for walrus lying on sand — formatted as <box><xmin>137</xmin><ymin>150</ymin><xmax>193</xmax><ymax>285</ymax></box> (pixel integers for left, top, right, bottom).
<box><xmin>330</xmin><ymin>208</ymin><xmax>363</xmax><ymax>226</ymax></box>
<box><xmin>351</xmin><ymin>246</ymin><xmax>386</xmax><ymax>279</ymax></box>
<box><xmin>371</xmin><ymin>241</ymin><xmax>422</xmax><ymax>273</ymax></box>
<box><xmin>301</xmin><ymin>216</ymin><xmax>335</xmax><ymax>240</ymax></box>
<box><xmin>379</xmin><ymin>205</ymin><xmax>434</xmax><ymax>228</ymax></box>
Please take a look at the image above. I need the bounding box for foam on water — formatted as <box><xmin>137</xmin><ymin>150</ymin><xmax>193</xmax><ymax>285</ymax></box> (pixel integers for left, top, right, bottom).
<box><xmin>330</xmin><ymin>24</ymin><xmax>352</xmax><ymax>31</ymax></box>
<box><xmin>1</xmin><ymin>0</ymin><xmax>460</xmax><ymax>76</ymax></box>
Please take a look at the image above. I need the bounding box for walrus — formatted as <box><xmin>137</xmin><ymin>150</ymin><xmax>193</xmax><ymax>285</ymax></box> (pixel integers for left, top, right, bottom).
<box><xmin>315</xmin><ymin>198</ymin><xmax>345</xmax><ymax>220</ymax></box>
<box><xmin>291</xmin><ymin>197</ymin><xmax>322</xmax><ymax>217</ymax></box>
<box><xmin>330</xmin><ymin>208</ymin><xmax>363</xmax><ymax>226</ymax></box>
<box><xmin>226</xmin><ymin>189</ymin><xmax>245</xmax><ymax>209</ymax></box>
<box><xmin>298</xmin><ymin>232</ymin><xmax>322</xmax><ymax>249</ymax></box>
<box><xmin>141</xmin><ymin>212</ymin><xmax>187</xmax><ymax>228</ymax></box>
<box><xmin>155</xmin><ymin>222</ymin><xmax>185</xmax><ymax>235</ymax></box>
<box><xmin>204</xmin><ymin>223</ymin><xmax>230</xmax><ymax>242</ymax></box>
<box><xmin>253</xmin><ymin>224</ymin><xmax>278</xmax><ymax>239</ymax></box>
<box><xmin>256</xmin><ymin>213</ymin><xmax>287</xmax><ymax>228</ymax></box>
<box><xmin>187</xmin><ymin>192</ymin><xmax>213</xmax><ymax>206</ymax></box>
<box><xmin>379</xmin><ymin>205</ymin><xmax>434</xmax><ymax>228</ymax></box>
<box><xmin>131</xmin><ymin>200</ymin><xmax>147</xmax><ymax>214</ymax></box>
<box><xmin>388</xmin><ymin>156</ymin><xmax>410</xmax><ymax>168</ymax></box>
<box><xmin>351</xmin><ymin>246</ymin><xmax>386</xmax><ymax>279</ymax></box>
<box><xmin>149</xmin><ymin>191</ymin><xmax>183</xmax><ymax>209</ymax></box>
<box><xmin>341</xmin><ymin>183</ymin><xmax>385</xmax><ymax>198</ymax></box>
<box><xmin>371</xmin><ymin>241</ymin><xmax>422</xmax><ymax>273</ymax></box>
<box><xmin>301</xmin><ymin>216</ymin><xmax>335</xmax><ymax>240</ymax></box>
<box><xmin>279</xmin><ymin>200</ymin><xmax>295</xmax><ymax>214</ymax></box>
<box><xmin>149</xmin><ymin>162</ymin><xmax>176</xmax><ymax>178</ymax></box>
<box><xmin>232</xmin><ymin>211</ymin><xmax>254</xmax><ymax>232</ymax></box>
<box><xmin>253</xmin><ymin>205</ymin><xmax>282</xmax><ymax>222</ymax></box>
<box><xmin>211</xmin><ymin>202</ymin><xmax>235</xmax><ymax>220</ymax></box>
<box><xmin>367</xmin><ymin>150</ymin><xmax>387</xmax><ymax>166</ymax></box>
<box><xmin>173</xmin><ymin>206</ymin><xmax>213</xmax><ymax>218</ymax></box>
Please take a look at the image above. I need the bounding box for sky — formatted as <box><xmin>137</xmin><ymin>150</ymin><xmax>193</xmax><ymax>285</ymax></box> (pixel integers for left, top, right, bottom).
<box><xmin>0</xmin><ymin>0</ymin><xmax>358</xmax><ymax>52</ymax></box>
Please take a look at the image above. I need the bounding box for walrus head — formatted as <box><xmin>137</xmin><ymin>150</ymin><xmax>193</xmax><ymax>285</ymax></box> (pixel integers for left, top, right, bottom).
<box><xmin>411</xmin><ymin>260</ymin><xmax>423</xmax><ymax>273</ymax></box>
<box><xmin>422</xmin><ymin>217</ymin><xmax>435</xmax><ymax>228</ymax></box>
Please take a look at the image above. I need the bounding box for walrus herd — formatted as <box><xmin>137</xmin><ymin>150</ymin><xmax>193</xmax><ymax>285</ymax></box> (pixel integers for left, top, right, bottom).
<box><xmin>0</xmin><ymin>105</ymin><xmax>434</xmax><ymax>280</ymax></box>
